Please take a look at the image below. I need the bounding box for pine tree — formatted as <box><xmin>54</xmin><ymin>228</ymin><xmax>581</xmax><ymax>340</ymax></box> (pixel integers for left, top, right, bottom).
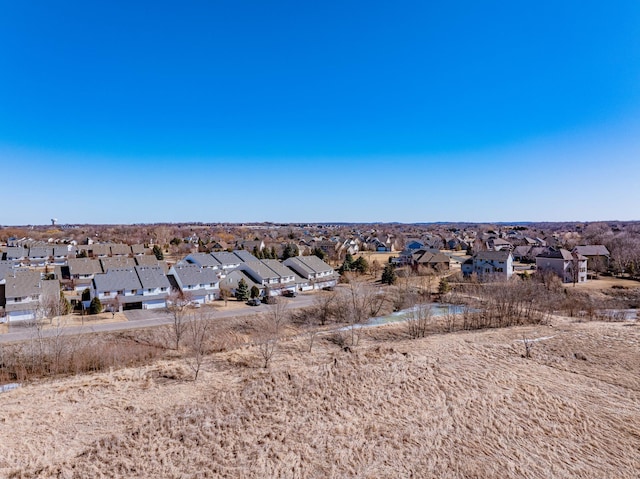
<box><xmin>152</xmin><ymin>244</ymin><xmax>164</xmax><ymax>260</ymax></box>
<box><xmin>250</xmin><ymin>285</ymin><xmax>261</xmax><ymax>299</ymax></box>
<box><xmin>235</xmin><ymin>279</ymin><xmax>250</xmax><ymax>301</ymax></box>
<box><xmin>89</xmin><ymin>297</ymin><xmax>103</xmax><ymax>314</ymax></box>
<box><xmin>381</xmin><ymin>264</ymin><xmax>397</xmax><ymax>285</ymax></box>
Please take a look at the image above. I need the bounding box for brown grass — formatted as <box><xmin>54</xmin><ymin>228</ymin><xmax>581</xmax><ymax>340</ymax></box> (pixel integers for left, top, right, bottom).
<box><xmin>1</xmin><ymin>315</ymin><xmax>639</xmax><ymax>478</ymax></box>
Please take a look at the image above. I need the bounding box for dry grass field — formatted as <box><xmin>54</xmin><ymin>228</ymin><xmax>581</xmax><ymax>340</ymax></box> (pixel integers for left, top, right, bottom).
<box><xmin>1</xmin><ymin>315</ymin><xmax>639</xmax><ymax>478</ymax></box>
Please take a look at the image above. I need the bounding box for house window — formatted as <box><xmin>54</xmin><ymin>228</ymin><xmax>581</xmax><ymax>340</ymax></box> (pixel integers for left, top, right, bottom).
<box><xmin>104</xmin><ymin>292</ymin><xmax>111</xmax><ymax>297</ymax></box>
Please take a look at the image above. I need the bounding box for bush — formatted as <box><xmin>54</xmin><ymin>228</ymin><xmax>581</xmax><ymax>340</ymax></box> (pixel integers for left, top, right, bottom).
<box><xmin>89</xmin><ymin>297</ymin><xmax>103</xmax><ymax>314</ymax></box>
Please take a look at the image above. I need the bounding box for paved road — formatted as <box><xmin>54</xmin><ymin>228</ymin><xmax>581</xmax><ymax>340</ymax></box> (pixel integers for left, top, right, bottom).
<box><xmin>0</xmin><ymin>294</ymin><xmax>317</xmax><ymax>344</ymax></box>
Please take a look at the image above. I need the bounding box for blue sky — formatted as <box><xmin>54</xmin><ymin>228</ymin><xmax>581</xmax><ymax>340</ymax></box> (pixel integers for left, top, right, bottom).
<box><xmin>1</xmin><ymin>1</ymin><xmax>639</xmax><ymax>225</ymax></box>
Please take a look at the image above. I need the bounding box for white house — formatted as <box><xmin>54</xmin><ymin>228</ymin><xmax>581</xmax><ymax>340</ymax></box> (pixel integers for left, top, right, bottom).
<box><xmin>239</xmin><ymin>260</ymin><xmax>296</xmax><ymax>296</ymax></box>
<box><xmin>283</xmin><ymin>256</ymin><xmax>338</xmax><ymax>290</ymax></box>
<box><xmin>134</xmin><ymin>265</ymin><xmax>171</xmax><ymax>309</ymax></box>
<box><xmin>168</xmin><ymin>264</ymin><xmax>220</xmax><ymax>304</ymax></box>
<box><xmin>536</xmin><ymin>248</ymin><xmax>587</xmax><ymax>284</ymax></box>
<box><xmin>462</xmin><ymin>251</ymin><xmax>513</xmax><ymax>281</ymax></box>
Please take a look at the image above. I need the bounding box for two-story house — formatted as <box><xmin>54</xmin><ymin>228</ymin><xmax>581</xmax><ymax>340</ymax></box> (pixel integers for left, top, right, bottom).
<box><xmin>462</xmin><ymin>251</ymin><xmax>513</xmax><ymax>281</ymax></box>
<box><xmin>168</xmin><ymin>264</ymin><xmax>220</xmax><ymax>304</ymax></box>
<box><xmin>239</xmin><ymin>260</ymin><xmax>296</xmax><ymax>296</ymax></box>
<box><xmin>536</xmin><ymin>248</ymin><xmax>587</xmax><ymax>284</ymax></box>
<box><xmin>283</xmin><ymin>256</ymin><xmax>337</xmax><ymax>290</ymax></box>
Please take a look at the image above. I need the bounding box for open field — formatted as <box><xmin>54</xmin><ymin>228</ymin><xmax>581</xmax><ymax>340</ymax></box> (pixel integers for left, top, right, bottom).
<box><xmin>1</xmin><ymin>314</ymin><xmax>639</xmax><ymax>478</ymax></box>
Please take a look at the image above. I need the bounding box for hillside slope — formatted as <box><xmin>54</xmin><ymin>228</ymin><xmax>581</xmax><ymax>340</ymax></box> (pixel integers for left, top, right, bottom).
<box><xmin>1</xmin><ymin>319</ymin><xmax>639</xmax><ymax>478</ymax></box>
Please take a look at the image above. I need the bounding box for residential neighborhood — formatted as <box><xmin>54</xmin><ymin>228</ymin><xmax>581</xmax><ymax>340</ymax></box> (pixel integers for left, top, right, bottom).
<box><xmin>0</xmin><ymin>221</ymin><xmax>632</xmax><ymax>322</ymax></box>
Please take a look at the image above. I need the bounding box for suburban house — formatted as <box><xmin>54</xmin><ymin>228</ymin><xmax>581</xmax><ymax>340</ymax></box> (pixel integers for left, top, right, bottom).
<box><xmin>462</xmin><ymin>251</ymin><xmax>514</xmax><ymax>281</ymax></box>
<box><xmin>27</xmin><ymin>247</ymin><xmax>52</xmax><ymax>267</ymax></box>
<box><xmin>52</xmin><ymin>246</ymin><xmax>72</xmax><ymax>265</ymax></box>
<box><xmin>1</xmin><ymin>271</ymin><xmax>60</xmax><ymax>322</ymax></box>
<box><xmin>412</xmin><ymin>250</ymin><xmax>451</xmax><ymax>271</ymax></box>
<box><xmin>221</xmin><ymin>269</ymin><xmax>263</xmax><ymax>296</ymax></box>
<box><xmin>283</xmin><ymin>255</ymin><xmax>337</xmax><ymax>290</ymax></box>
<box><xmin>4</xmin><ymin>246</ymin><xmax>27</xmax><ymax>266</ymax></box>
<box><xmin>211</xmin><ymin>251</ymin><xmax>248</xmax><ymax>271</ymax></box>
<box><xmin>67</xmin><ymin>258</ymin><xmax>103</xmax><ymax>291</ymax></box>
<box><xmin>572</xmin><ymin>245</ymin><xmax>610</xmax><ymax>274</ymax></box>
<box><xmin>100</xmin><ymin>257</ymin><xmax>137</xmax><ymax>272</ymax></box>
<box><xmin>92</xmin><ymin>268</ymin><xmax>143</xmax><ymax>310</ymax></box>
<box><xmin>487</xmin><ymin>238</ymin><xmax>513</xmax><ymax>251</ymax></box>
<box><xmin>239</xmin><ymin>259</ymin><xmax>297</xmax><ymax>296</ymax></box>
<box><xmin>535</xmin><ymin>248</ymin><xmax>587</xmax><ymax>284</ymax></box>
<box><xmin>134</xmin><ymin>265</ymin><xmax>171</xmax><ymax>309</ymax></box>
<box><xmin>184</xmin><ymin>253</ymin><xmax>222</xmax><ymax>270</ymax></box>
<box><xmin>134</xmin><ymin>255</ymin><xmax>169</xmax><ymax>272</ymax></box>
<box><xmin>168</xmin><ymin>264</ymin><xmax>220</xmax><ymax>304</ymax></box>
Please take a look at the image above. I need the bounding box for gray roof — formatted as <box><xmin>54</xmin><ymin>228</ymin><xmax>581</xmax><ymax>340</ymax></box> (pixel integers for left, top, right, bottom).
<box><xmin>93</xmin><ymin>269</ymin><xmax>142</xmax><ymax>293</ymax></box>
<box><xmin>28</xmin><ymin>247</ymin><xmax>52</xmax><ymax>259</ymax></box>
<box><xmin>475</xmin><ymin>250</ymin><xmax>511</xmax><ymax>261</ymax></box>
<box><xmin>0</xmin><ymin>261</ymin><xmax>21</xmax><ymax>281</ymax></box>
<box><xmin>573</xmin><ymin>245</ymin><xmax>610</xmax><ymax>257</ymax></box>
<box><xmin>233</xmin><ymin>250</ymin><xmax>259</xmax><ymax>263</ymax></box>
<box><xmin>110</xmin><ymin>244</ymin><xmax>132</xmax><ymax>256</ymax></box>
<box><xmin>134</xmin><ymin>255</ymin><xmax>169</xmax><ymax>272</ymax></box>
<box><xmin>294</xmin><ymin>255</ymin><xmax>334</xmax><ymax>274</ymax></box>
<box><xmin>90</xmin><ymin>244</ymin><xmax>111</xmax><ymax>256</ymax></box>
<box><xmin>241</xmin><ymin>261</ymin><xmax>279</xmax><ymax>282</ymax></box>
<box><xmin>209</xmin><ymin>252</ymin><xmax>238</xmax><ymax>267</ymax></box>
<box><xmin>100</xmin><ymin>257</ymin><xmax>137</xmax><ymax>272</ymax></box>
<box><xmin>262</xmin><ymin>259</ymin><xmax>295</xmax><ymax>278</ymax></box>
<box><xmin>170</xmin><ymin>264</ymin><xmax>219</xmax><ymax>288</ymax></box>
<box><xmin>5</xmin><ymin>247</ymin><xmax>27</xmax><ymax>260</ymax></box>
<box><xmin>536</xmin><ymin>248</ymin><xmax>586</xmax><ymax>261</ymax></box>
<box><xmin>185</xmin><ymin>253</ymin><xmax>222</xmax><ymax>268</ymax></box>
<box><xmin>68</xmin><ymin>258</ymin><xmax>103</xmax><ymax>276</ymax></box>
<box><xmin>135</xmin><ymin>265</ymin><xmax>171</xmax><ymax>289</ymax></box>
<box><xmin>52</xmin><ymin>246</ymin><xmax>71</xmax><ymax>257</ymax></box>
<box><xmin>131</xmin><ymin>244</ymin><xmax>148</xmax><ymax>255</ymax></box>
<box><xmin>3</xmin><ymin>271</ymin><xmax>42</xmax><ymax>299</ymax></box>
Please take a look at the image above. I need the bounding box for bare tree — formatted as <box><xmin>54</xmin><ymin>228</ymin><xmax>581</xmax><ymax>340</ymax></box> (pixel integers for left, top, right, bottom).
<box><xmin>184</xmin><ymin>312</ymin><xmax>212</xmax><ymax>381</ymax></box>
<box><xmin>342</xmin><ymin>274</ymin><xmax>388</xmax><ymax>347</ymax></box>
<box><xmin>406</xmin><ymin>303</ymin><xmax>433</xmax><ymax>339</ymax></box>
<box><xmin>257</xmin><ymin>297</ymin><xmax>289</xmax><ymax>368</ymax></box>
<box><xmin>166</xmin><ymin>291</ymin><xmax>192</xmax><ymax>350</ymax></box>
<box><xmin>312</xmin><ymin>289</ymin><xmax>337</xmax><ymax>326</ymax></box>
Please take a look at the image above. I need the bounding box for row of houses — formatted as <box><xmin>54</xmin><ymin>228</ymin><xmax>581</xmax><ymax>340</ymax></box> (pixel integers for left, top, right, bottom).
<box><xmin>2</xmin><ymin>243</ymin><xmax>153</xmax><ymax>267</ymax></box>
<box><xmin>0</xmin><ymin>251</ymin><xmax>338</xmax><ymax>322</ymax></box>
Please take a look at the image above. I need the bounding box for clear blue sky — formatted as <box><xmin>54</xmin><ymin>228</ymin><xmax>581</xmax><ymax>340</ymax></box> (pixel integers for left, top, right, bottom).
<box><xmin>2</xmin><ymin>1</ymin><xmax>639</xmax><ymax>225</ymax></box>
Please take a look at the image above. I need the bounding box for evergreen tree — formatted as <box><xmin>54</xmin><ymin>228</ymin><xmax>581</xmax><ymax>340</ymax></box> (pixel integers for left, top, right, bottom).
<box><xmin>89</xmin><ymin>297</ymin><xmax>103</xmax><ymax>314</ymax></box>
<box><xmin>250</xmin><ymin>285</ymin><xmax>261</xmax><ymax>299</ymax></box>
<box><xmin>270</xmin><ymin>246</ymin><xmax>277</xmax><ymax>259</ymax></box>
<box><xmin>438</xmin><ymin>278</ymin><xmax>451</xmax><ymax>295</ymax></box>
<box><xmin>282</xmin><ymin>243</ymin><xmax>299</xmax><ymax>260</ymax></box>
<box><xmin>59</xmin><ymin>290</ymin><xmax>72</xmax><ymax>315</ymax></box>
<box><xmin>312</xmin><ymin>247</ymin><xmax>326</xmax><ymax>261</ymax></box>
<box><xmin>235</xmin><ymin>279</ymin><xmax>250</xmax><ymax>301</ymax></box>
<box><xmin>339</xmin><ymin>253</ymin><xmax>354</xmax><ymax>274</ymax></box>
<box><xmin>152</xmin><ymin>244</ymin><xmax>164</xmax><ymax>260</ymax></box>
<box><xmin>381</xmin><ymin>264</ymin><xmax>397</xmax><ymax>285</ymax></box>
<box><xmin>353</xmin><ymin>256</ymin><xmax>369</xmax><ymax>274</ymax></box>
